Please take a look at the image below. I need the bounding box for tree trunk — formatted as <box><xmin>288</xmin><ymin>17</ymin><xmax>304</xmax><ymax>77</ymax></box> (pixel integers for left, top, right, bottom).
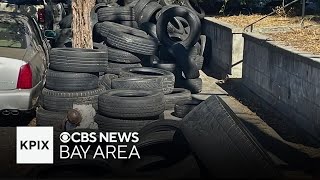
<box><xmin>72</xmin><ymin>0</ymin><xmax>95</xmax><ymax>49</ymax></box>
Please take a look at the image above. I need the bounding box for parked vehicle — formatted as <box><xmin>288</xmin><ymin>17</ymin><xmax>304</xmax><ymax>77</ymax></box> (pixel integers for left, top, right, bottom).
<box><xmin>0</xmin><ymin>0</ymin><xmax>55</xmax><ymax>30</ymax></box>
<box><xmin>0</xmin><ymin>12</ymin><xmax>52</xmax><ymax>119</ymax></box>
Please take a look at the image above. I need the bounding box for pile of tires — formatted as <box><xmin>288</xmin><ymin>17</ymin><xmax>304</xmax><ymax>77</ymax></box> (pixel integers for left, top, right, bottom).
<box><xmin>36</xmin><ymin>48</ymin><xmax>108</xmax><ymax>130</ymax></box>
<box><xmin>93</xmin><ymin>0</ymin><xmax>206</xmax><ymax>94</ymax></box>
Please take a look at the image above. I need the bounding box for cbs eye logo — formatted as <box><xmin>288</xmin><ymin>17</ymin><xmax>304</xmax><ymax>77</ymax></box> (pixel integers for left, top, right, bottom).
<box><xmin>60</xmin><ymin>132</ymin><xmax>71</xmax><ymax>143</ymax></box>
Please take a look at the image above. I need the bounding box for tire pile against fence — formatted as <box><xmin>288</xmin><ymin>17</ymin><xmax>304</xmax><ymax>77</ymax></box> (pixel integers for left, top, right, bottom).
<box><xmin>36</xmin><ymin>0</ymin><xmax>207</xmax><ymax>132</ymax></box>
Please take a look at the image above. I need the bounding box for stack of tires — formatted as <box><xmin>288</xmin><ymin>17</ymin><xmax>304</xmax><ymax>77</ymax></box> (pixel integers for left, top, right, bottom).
<box><xmin>36</xmin><ymin>48</ymin><xmax>108</xmax><ymax>131</ymax></box>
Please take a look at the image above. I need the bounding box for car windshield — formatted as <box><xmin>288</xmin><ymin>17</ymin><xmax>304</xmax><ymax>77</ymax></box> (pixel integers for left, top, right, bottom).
<box><xmin>0</xmin><ymin>0</ymin><xmax>43</xmax><ymax>5</ymax></box>
<box><xmin>0</xmin><ymin>19</ymin><xmax>27</xmax><ymax>49</ymax></box>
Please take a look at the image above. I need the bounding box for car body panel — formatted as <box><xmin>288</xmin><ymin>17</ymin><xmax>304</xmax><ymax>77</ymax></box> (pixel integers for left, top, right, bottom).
<box><xmin>0</xmin><ymin>12</ymin><xmax>49</xmax><ymax>111</ymax></box>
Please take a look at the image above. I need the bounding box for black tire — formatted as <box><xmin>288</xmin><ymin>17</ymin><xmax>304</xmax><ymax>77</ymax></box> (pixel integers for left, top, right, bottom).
<box><xmin>140</xmin><ymin>22</ymin><xmax>158</xmax><ymax>40</ymax></box>
<box><xmin>41</xmin><ymin>86</ymin><xmax>106</xmax><ymax>112</ymax></box>
<box><xmin>112</xmin><ymin>76</ymin><xmax>162</xmax><ymax>90</ymax></box>
<box><xmin>99</xmin><ymin>74</ymin><xmax>118</xmax><ymax>89</ymax></box>
<box><xmin>174</xmin><ymin>99</ymin><xmax>202</xmax><ymax>118</ymax></box>
<box><xmin>98</xmin><ymin>89</ymin><xmax>165</xmax><ymax>119</ymax></box>
<box><xmin>45</xmin><ymin>69</ymin><xmax>99</xmax><ymax>91</ymax></box>
<box><xmin>49</xmin><ymin>48</ymin><xmax>108</xmax><ymax>73</ymax></box>
<box><xmin>137</xmin><ymin>1</ymin><xmax>162</xmax><ymax>25</ymax></box>
<box><xmin>156</xmin><ymin>6</ymin><xmax>201</xmax><ymax>49</ymax></box>
<box><xmin>169</xmin><ymin>43</ymin><xmax>200</xmax><ymax>79</ymax></box>
<box><xmin>155</xmin><ymin>5</ymin><xmax>185</xmax><ymax>35</ymax></box>
<box><xmin>55</xmin><ymin>28</ymin><xmax>72</xmax><ymax>48</ymax></box>
<box><xmin>134</xmin><ymin>0</ymin><xmax>157</xmax><ymax>20</ymax></box>
<box><xmin>107</xmin><ymin>62</ymin><xmax>142</xmax><ymax>75</ymax></box>
<box><xmin>153</xmin><ymin>63</ymin><xmax>176</xmax><ymax>73</ymax></box>
<box><xmin>181</xmin><ymin>95</ymin><xmax>279</xmax><ymax>178</ymax></box>
<box><xmin>119</xmin><ymin>67</ymin><xmax>175</xmax><ymax>94</ymax></box>
<box><xmin>182</xmin><ymin>0</ymin><xmax>205</xmax><ymax>19</ymax></box>
<box><xmin>36</xmin><ymin>107</ymin><xmax>66</xmax><ymax>129</ymax></box>
<box><xmin>105</xmin><ymin>28</ymin><xmax>158</xmax><ymax>55</ymax></box>
<box><xmin>93</xmin><ymin>42</ymin><xmax>108</xmax><ymax>51</ymax></box>
<box><xmin>97</xmin><ymin>6</ymin><xmax>135</xmax><ymax>21</ymax></box>
<box><xmin>119</xmin><ymin>21</ymin><xmax>139</xmax><ymax>28</ymax></box>
<box><xmin>59</xmin><ymin>14</ymin><xmax>72</xmax><ymax>28</ymax></box>
<box><xmin>175</xmin><ymin>78</ymin><xmax>202</xmax><ymax>94</ymax></box>
<box><xmin>199</xmin><ymin>35</ymin><xmax>206</xmax><ymax>56</ymax></box>
<box><xmin>108</xmin><ymin>46</ymin><xmax>141</xmax><ymax>63</ymax></box>
<box><xmin>194</xmin><ymin>55</ymin><xmax>204</xmax><ymax>70</ymax></box>
<box><xmin>95</xmin><ymin>21</ymin><xmax>148</xmax><ymax>39</ymax></box>
<box><xmin>164</xmin><ymin>88</ymin><xmax>191</xmax><ymax>110</ymax></box>
<box><xmin>158</xmin><ymin>0</ymin><xmax>173</xmax><ymax>6</ymax></box>
<box><xmin>95</xmin><ymin>114</ymin><xmax>161</xmax><ymax>132</ymax></box>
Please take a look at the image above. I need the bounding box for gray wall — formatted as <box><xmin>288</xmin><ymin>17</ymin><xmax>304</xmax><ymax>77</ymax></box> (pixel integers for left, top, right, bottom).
<box><xmin>202</xmin><ymin>18</ymin><xmax>243</xmax><ymax>78</ymax></box>
<box><xmin>242</xmin><ymin>33</ymin><xmax>320</xmax><ymax>139</ymax></box>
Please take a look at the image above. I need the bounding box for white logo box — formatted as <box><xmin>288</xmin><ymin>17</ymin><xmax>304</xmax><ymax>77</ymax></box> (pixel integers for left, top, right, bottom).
<box><xmin>16</xmin><ymin>127</ymin><xmax>54</xmax><ymax>164</ymax></box>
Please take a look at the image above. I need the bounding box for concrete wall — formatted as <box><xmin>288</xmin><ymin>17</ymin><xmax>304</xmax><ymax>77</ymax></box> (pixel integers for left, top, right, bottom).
<box><xmin>202</xmin><ymin>18</ymin><xmax>243</xmax><ymax>78</ymax></box>
<box><xmin>242</xmin><ymin>32</ymin><xmax>320</xmax><ymax>139</ymax></box>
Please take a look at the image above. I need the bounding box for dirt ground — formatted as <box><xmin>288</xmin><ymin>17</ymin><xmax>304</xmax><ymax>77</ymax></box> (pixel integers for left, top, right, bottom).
<box><xmin>208</xmin><ymin>15</ymin><xmax>320</xmax><ymax>55</ymax></box>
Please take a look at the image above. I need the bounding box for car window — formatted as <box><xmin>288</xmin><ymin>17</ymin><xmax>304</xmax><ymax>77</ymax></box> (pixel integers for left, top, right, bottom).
<box><xmin>0</xmin><ymin>20</ymin><xmax>27</xmax><ymax>49</ymax></box>
<box><xmin>0</xmin><ymin>0</ymin><xmax>44</xmax><ymax>5</ymax></box>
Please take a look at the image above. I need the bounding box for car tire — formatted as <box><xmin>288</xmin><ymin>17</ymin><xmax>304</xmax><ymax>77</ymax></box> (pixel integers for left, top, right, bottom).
<box><xmin>105</xmin><ymin>28</ymin><xmax>158</xmax><ymax>55</ymax></box>
<box><xmin>175</xmin><ymin>78</ymin><xmax>202</xmax><ymax>94</ymax></box>
<box><xmin>174</xmin><ymin>99</ymin><xmax>202</xmax><ymax>118</ymax></box>
<box><xmin>118</xmin><ymin>20</ymin><xmax>139</xmax><ymax>28</ymax></box>
<box><xmin>112</xmin><ymin>76</ymin><xmax>162</xmax><ymax>90</ymax></box>
<box><xmin>97</xmin><ymin>6</ymin><xmax>135</xmax><ymax>21</ymax></box>
<box><xmin>155</xmin><ymin>5</ymin><xmax>185</xmax><ymax>35</ymax></box>
<box><xmin>139</xmin><ymin>22</ymin><xmax>158</xmax><ymax>40</ymax></box>
<box><xmin>164</xmin><ymin>88</ymin><xmax>192</xmax><ymax>110</ymax></box>
<box><xmin>137</xmin><ymin>1</ymin><xmax>162</xmax><ymax>25</ymax></box>
<box><xmin>119</xmin><ymin>67</ymin><xmax>175</xmax><ymax>94</ymax></box>
<box><xmin>95</xmin><ymin>114</ymin><xmax>162</xmax><ymax>132</ymax></box>
<box><xmin>156</xmin><ymin>6</ymin><xmax>201</xmax><ymax>49</ymax></box>
<box><xmin>49</xmin><ymin>48</ymin><xmax>108</xmax><ymax>73</ymax></box>
<box><xmin>181</xmin><ymin>95</ymin><xmax>279</xmax><ymax>178</ymax></box>
<box><xmin>108</xmin><ymin>46</ymin><xmax>141</xmax><ymax>63</ymax></box>
<box><xmin>45</xmin><ymin>69</ymin><xmax>99</xmax><ymax>91</ymax></box>
<box><xmin>41</xmin><ymin>86</ymin><xmax>106</xmax><ymax>112</ymax></box>
<box><xmin>169</xmin><ymin>43</ymin><xmax>200</xmax><ymax>79</ymax></box>
<box><xmin>99</xmin><ymin>74</ymin><xmax>118</xmax><ymax>89</ymax></box>
<box><xmin>98</xmin><ymin>89</ymin><xmax>165</xmax><ymax>119</ymax></box>
<box><xmin>95</xmin><ymin>21</ymin><xmax>148</xmax><ymax>39</ymax></box>
<box><xmin>107</xmin><ymin>62</ymin><xmax>142</xmax><ymax>75</ymax></box>
<box><xmin>134</xmin><ymin>0</ymin><xmax>157</xmax><ymax>20</ymax></box>
<box><xmin>36</xmin><ymin>107</ymin><xmax>66</xmax><ymax>129</ymax></box>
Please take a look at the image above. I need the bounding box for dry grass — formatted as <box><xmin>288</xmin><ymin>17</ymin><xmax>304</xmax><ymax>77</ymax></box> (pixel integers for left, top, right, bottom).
<box><xmin>208</xmin><ymin>15</ymin><xmax>320</xmax><ymax>55</ymax></box>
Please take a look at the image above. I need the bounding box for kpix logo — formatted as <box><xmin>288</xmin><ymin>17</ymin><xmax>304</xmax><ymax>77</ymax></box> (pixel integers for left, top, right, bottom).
<box><xmin>16</xmin><ymin>127</ymin><xmax>53</xmax><ymax>164</ymax></box>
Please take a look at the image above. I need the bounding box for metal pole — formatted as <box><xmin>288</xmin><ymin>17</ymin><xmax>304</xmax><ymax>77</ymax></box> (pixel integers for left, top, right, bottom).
<box><xmin>301</xmin><ymin>0</ymin><xmax>306</xmax><ymax>27</ymax></box>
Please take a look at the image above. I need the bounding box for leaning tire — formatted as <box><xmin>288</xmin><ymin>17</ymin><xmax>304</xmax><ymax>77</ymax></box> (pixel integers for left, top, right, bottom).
<box><xmin>136</xmin><ymin>1</ymin><xmax>162</xmax><ymax>25</ymax></box>
<box><xmin>111</xmin><ymin>76</ymin><xmax>162</xmax><ymax>90</ymax></box>
<box><xmin>41</xmin><ymin>86</ymin><xmax>106</xmax><ymax>112</ymax></box>
<box><xmin>181</xmin><ymin>96</ymin><xmax>279</xmax><ymax>178</ymax></box>
<box><xmin>119</xmin><ymin>67</ymin><xmax>175</xmax><ymax>94</ymax></box>
<box><xmin>45</xmin><ymin>69</ymin><xmax>99</xmax><ymax>91</ymax></box>
<box><xmin>134</xmin><ymin>0</ymin><xmax>157</xmax><ymax>20</ymax></box>
<box><xmin>97</xmin><ymin>6</ymin><xmax>135</xmax><ymax>21</ymax></box>
<box><xmin>156</xmin><ymin>6</ymin><xmax>201</xmax><ymax>49</ymax></box>
<box><xmin>98</xmin><ymin>89</ymin><xmax>165</xmax><ymax>119</ymax></box>
<box><xmin>175</xmin><ymin>78</ymin><xmax>202</xmax><ymax>94</ymax></box>
<box><xmin>36</xmin><ymin>107</ymin><xmax>66</xmax><ymax>129</ymax></box>
<box><xmin>164</xmin><ymin>88</ymin><xmax>191</xmax><ymax>110</ymax></box>
<box><xmin>49</xmin><ymin>48</ymin><xmax>108</xmax><ymax>73</ymax></box>
<box><xmin>95</xmin><ymin>114</ymin><xmax>161</xmax><ymax>132</ymax></box>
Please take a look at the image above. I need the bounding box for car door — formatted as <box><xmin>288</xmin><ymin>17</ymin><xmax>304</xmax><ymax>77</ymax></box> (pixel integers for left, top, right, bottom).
<box><xmin>30</xmin><ymin>18</ymin><xmax>50</xmax><ymax>63</ymax></box>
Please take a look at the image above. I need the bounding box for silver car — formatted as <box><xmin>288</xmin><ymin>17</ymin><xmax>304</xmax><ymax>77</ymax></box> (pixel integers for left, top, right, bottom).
<box><xmin>0</xmin><ymin>12</ymin><xmax>50</xmax><ymax>118</ymax></box>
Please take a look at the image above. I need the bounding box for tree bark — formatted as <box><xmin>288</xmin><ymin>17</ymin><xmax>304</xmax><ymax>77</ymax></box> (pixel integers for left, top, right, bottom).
<box><xmin>72</xmin><ymin>0</ymin><xmax>95</xmax><ymax>49</ymax></box>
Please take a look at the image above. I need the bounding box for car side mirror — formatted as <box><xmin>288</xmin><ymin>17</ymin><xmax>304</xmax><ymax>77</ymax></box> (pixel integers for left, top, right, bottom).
<box><xmin>44</xmin><ymin>30</ymin><xmax>56</xmax><ymax>39</ymax></box>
